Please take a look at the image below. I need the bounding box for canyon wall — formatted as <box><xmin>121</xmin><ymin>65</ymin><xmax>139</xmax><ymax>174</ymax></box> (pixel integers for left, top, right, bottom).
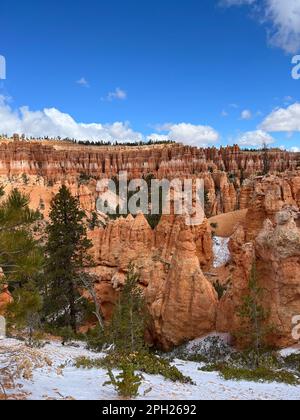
<box><xmin>0</xmin><ymin>141</ymin><xmax>297</xmax><ymax>180</ymax></box>
<box><xmin>88</xmin><ymin>173</ymin><xmax>300</xmax><ymax>349</ymax></box>
<box><xmin>0</xmin><ymin>140</ymin><xmax>299</xmax><ymax>217</ymax></box>
<box><xmin>1</xmin><ymin>140</ymin><xmax>300</xmax><ymax>349</ymax></box>
<box><xmin>217</xmin><ymin>174</ymin><xmax>300</xmax><ymax>348</ymax></box>
<box><xmin>88</xmin><ymin>213</ymin><xmax>216</xmax><ymax>350</ymax></box>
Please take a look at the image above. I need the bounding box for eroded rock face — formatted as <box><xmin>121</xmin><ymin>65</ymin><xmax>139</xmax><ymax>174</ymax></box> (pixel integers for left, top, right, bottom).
<box><xmin>0</xmin><ymin>285</ymin><xmax>13</xmax><ymax>316</ymax></box>
<box><xmin>88</xmin><ymin>214</ymin><xmax>216</xmax><ymax>350</ymax></box>
<box><xmin>0</xmin><ymin>141</ymin><xmax>298</xmax><ymax>219</ymax></box>
<box><xmin>255</xmin><ymin>208</ymin><xmax>300</xmax><ymax>347</ymax></box>
<box><xmin>1</xmin><ymin>140</ymin><xmax>300</xmax><ymax>349</ymax></box>
<box><xmin>216</xmin><ymin>227</ymin><xmax>255</xmax><ymax>336</ymax></box>
<box><xmin>217</xmin><ymin>204</ymin><xmax>300</xmax><ymax>348</ymax></box>
<box><xmin>0</xmin><ymin>142</ymin><xmax>296</xmax><ymax>179</ymax></box>
<box><xmin>244</xmin><ymin>175</ymin><xmax>300</xmax><ymax>241</ymax></box>
<box><xmin>149</xmin><ymin>229</ymin><xmax>217</xmax><ymax>350</ymax></box>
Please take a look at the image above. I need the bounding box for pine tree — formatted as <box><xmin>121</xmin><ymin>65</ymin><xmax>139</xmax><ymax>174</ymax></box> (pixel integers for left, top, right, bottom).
<box><xmin>237</xmin><ymin>261</ymin><xmax>273</xmax><ymax>367</ymax></box>
<box><xmin>0</xmin><ymin>188</ymin><xmax>43</xmax><ymax>337</ymax></box>
<box><xmin>44</xmin><ymin>185</ymin><xmax>92</xmax><ymax>332</ymax></box>
<box><xmin>104</xmin><ymin>364</ymin><xmax>142</xmax><ymax>398</ymax></box>
<box><xmin>110</xmin><ymin>265</ymin><xmax>148</xmax><ymax>353</ymax></box>
<box><xmin>0</xmin><ymin>188</ymin><xmax>43</xmax><ymax>286</ymax></box>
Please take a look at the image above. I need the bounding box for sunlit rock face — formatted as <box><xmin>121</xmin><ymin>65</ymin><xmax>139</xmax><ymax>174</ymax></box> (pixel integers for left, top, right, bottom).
<box><xmin>1</xmin><ymin>139</ymin><xmax>300</xmax><ymax>349</ymax></box>
<box><xmin>87</xmin><ymin>213</ymin><xmax>216</xmax><ymax>350</ymax></box>
<box><xmin>217</xmin><ymin>179</ymin><xmax>300</xmax><ymax>349</ymax></box>
<box><xmin>0</xmin><ymin>141</ymin><xmax>298</xmax><ymax>220</ymax></box>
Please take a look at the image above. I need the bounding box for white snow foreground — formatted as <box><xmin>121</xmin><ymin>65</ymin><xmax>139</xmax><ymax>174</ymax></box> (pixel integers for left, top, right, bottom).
<box><xmin>0</xmin><ymin>338</ymin><xmax>300</xmax><ymax>400</ymax></box>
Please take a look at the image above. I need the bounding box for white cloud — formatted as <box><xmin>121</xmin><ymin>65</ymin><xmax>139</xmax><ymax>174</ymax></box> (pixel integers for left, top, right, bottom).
<box><xmin>146</xmin><ymin>134</ymin><xmax>170</xmax><ymax>142</ymax></box>
<box><xmin>221</xmin><ymin>110</ymin><xmax>229</xmax><ymax>117</ymax></box>
<box><xmin>221</xmin><ymin>0</ymin><xmax>256</xmax><ymax>5</ymax></box>
<box><xmin>237</xmin><ymin>129</ymin><xmax>275</xmax><ymax>146</ymax></box>
<box><xmin>222</xmin><ymin>0</ymin><xmax>300</xmax><ymax>54</ymax></box>
<box><xmin>0</xmin><ymin>98</ymin><xmax>143</xmax><ymax>142</ymax></box>
<box><xmin>290</xmin><ymin>146</ymin><xmax>300</xmax><ymax>152</ymax></box>
<box><xmin>260</xmin><ymin>102</ymin><xmax>300</xmax><ymax>132</ymax></box>
<box><xmin>0</xmin><ymin>98</ymin><xmax>219</xmax><ymax>147</ymax></box>
<box><xmin>76</xmin><ymin>77</ymin><xmax>90</xmax><ymax>88</ymax></box>
<box><xmin>156</xmin><ymin>123</ymin><xmax>219</xmax><ymax>147</ymax></box>
<box><xmin>103</xmin><ymin>87</ymin><xmax>127</xmax><ymax>102</ymax></box>
<box><xmin>241</xmin><ymin>109</ymin><xmax>252</xmax><ymax>120</ymax></box>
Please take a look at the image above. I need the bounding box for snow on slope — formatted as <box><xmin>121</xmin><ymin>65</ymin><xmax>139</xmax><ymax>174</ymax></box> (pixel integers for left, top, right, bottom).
<box><xmin>1</xmin><ymin>338</ymin><xmax>300</xmax><ymax>400</ymax></box>
<box><xmin>213</xmin><ymin>237</ymin><xmax>231</xmax><ymax>268</ymax></box>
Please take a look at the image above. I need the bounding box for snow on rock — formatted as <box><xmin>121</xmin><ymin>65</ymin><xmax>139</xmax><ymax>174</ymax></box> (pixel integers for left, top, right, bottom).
<box><xmin>213</xmin><ymin>237</ymin><xmax>231</xmax><ymax>268</ymax></box>
<box><xmin>1</xmin><ymin>338</ymin><xmax>300</xmax><ymax>400</ymax></box>
<box><xmin>184</xmin><ymin>333</ymin><xmax>232</xmax><ymax>353</ymax></box>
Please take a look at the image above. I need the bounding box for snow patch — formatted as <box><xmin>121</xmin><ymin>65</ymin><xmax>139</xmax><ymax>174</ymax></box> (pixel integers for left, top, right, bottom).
<box><xmin>1</xmin><ymin>338</ymin><xmax>300</xmax><ymax>400</ymax></box>
<box><xmin>213</xmin><ymin>237</ymin><xmax>231</xmax><ymax>268</ymax></box>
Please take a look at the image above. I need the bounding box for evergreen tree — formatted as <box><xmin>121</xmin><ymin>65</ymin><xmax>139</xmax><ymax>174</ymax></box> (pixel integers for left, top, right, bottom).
<box><xmin>0</xmin><ymin>188</ymin><xmax>42</xmax><ymax>286</ymax></box>
<box><xmin>7</xmin><ymin>289</ymin><xmax>42</xmax><ymax>345</ymax></box>
<box><xmin>110</xmin><ymin>265</ymin><xmax>148</xmax><ymax>353</ymax></box>
<box><xmin>44</xmin><ymin>185</ymin><xmax>92</xmax><ymax>332</ymax></box>
<box><xmin>262</xmin><ymin>142</ymin><xmax>270</xmax><ymax>175</ymax></box>
<box><xmin>0</xmin><ymin>188</ymin><xmax>43</xmax><ymax>337</ymax></box>
<box><xmin>237</xmin><ymin>261</ymin><xmax>273</xmax><ymax>367</ymax></box>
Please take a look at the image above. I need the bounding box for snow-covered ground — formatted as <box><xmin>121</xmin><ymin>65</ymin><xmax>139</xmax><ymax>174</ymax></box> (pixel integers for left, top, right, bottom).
<box><xmin>213</xmin><ymin>237</ymin><xmax>231</xmax><ymax>268</ymax></box>
<box><xmin>0</xmin><ymin>338</ymin><xmax>300</xmax><ymax>400</ymax></box>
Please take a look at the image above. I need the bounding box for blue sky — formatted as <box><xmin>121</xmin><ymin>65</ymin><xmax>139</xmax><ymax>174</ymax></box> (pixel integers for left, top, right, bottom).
<box><xmin>0</xmin><ymin>0</ymin><xmax>300</xmax><ymax>150</ymax></box>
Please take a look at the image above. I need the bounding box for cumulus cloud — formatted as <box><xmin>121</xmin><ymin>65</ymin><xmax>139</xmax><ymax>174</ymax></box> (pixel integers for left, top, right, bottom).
<box><xmin>103</xmin><ymin>87</ymin><xmax>127</xmax><ymax>102</ymax></box>
<box><xmin>76</xmin><ymin>77</ymin><xmax>90</xmax><ymax>88</ymax></box>
<box><xmin>153</xmin><ymin>123</ymin><xmax>219</xmax><ymax>147</ymax></box>
<box><xmin>260</xmin><ymin>102</ymin><xmax>300</xmax><ymax>132</ymax></box>
<box><xmin>146</xmin><ymin>134</ymin><xmax>170</xmax><ymax>142</ymax></box>
<box><xmin>241</xmin><ymin>109</ymin><xmax>252</xmax><ymax>120</ymax></box>
<box><xmin>0</xmin><ymin>97</ymin><xmax>143</xmax><ymax>142</ymax></box>
<box><xmin>221</xmin><ymin>0</ymin><xmax>300</xmax><ymax>54</ymax></box>
<box><xmin>237</xmin><ymin>129</ymin><xmax>275</xmax><ymax>146</ymax></box>
<box><xmin>0</xmin><ymin>97</ymin><xmax>219</xmax><ymax>147</ymax></box>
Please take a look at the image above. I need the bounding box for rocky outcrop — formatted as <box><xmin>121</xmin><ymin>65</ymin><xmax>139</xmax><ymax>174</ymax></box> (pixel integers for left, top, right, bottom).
<box><xmin>148</xmin><ymin>229</ymin><xmax>217</xmax><ymax>350</ymax></box>
<box><xmin>0</xmin><ymin>140</ymin><xmax>299</xmax><ymax>218</ymax></box>
<box><xmin>217</xmin><ymin>203</ymin><xmax>300</xmax><ymax>348</ymax></box>
<box><xmin>0</xmin><ymin>285</ymin><xmax>13</xmax><ymax>316</ymax></box>
<box><xmin>243</xmin><ymin>175</ymin><xmax>300</xmax><ymax>241</ymax></box>
<box><xmin>255</xmin><ymin>208</ymin><xmax>300</xmax><ymax>347</ymax></box>
<box><xmin>87</xmin><ymin>213</ymin><xmax>216</xmax><ymax>350</ymax></box>
<box><xmin>1</xmin><ymin>139</ymin><xmax>300</xmax><ymax>349</ymax></box>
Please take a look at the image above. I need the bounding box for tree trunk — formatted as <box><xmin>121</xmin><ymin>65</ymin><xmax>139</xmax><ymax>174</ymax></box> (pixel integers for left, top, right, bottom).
<box><xmin>68</xmin><ymin>279</ymin><xmax>77</xmax><ymax>333</ymax></box>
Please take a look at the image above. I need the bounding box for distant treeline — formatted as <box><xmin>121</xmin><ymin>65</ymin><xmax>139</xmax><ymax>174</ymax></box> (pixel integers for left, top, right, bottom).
<box><xmin>76</xmin><ymin>139</ymin><xmax>175</xmax><ymax>147</ymax></box>
<box><xmin>0</xmin><ymin>134</ymin><xmax>175</xmax><ymax>147</ymax></box>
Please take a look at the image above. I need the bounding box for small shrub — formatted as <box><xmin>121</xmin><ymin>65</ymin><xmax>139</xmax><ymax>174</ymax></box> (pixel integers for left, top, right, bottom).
<box><xmin>75</xmin><ymin>351</ymin><xmax>193</xmax><ymax>384</ymax></box>
<box><xmin>79</xmin><ymin>173</ymin><xmax>92</xmax><ymax>184</ymax></box>
<box><xmin>213</xmin><ymin>280</ymin><xmax>228</xmax><ymax>300</ymax></box>
<box><xmin>199</xmin><ymin>363</ymin><xmax>299</xmax><ymax>385</ymax></box>
<box><xmin>104</xmin><ymin>363</ymin><xmax>142</xmax><ymax>399</ymax></box>
<box><xmin>75</xmin><ymin>356</ymin><xmax>105</xmax><ymax>369</ymax></box>
<box><xmin>85</xmin><ymin>326</ymin><xmax>111</xmax><ymax>352</ymax></box>
<box><xmin>43</xmin><ymin>325</ymin><xmax>84</xmax><ymax>344</ymax></box>
<box><xmin>22</xmin><ymin>173</ymin><xmax>29</xmax><ymax>185</ymax></box>
<box><xmin>283</xmin><ymin>353</ymin><xmax>300</xmax><ymax>373</ymax></box>
<box><xmin>231</xmin><ymin>349</ymin><xmax>282</xmax><ymax>370</ymax></box>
